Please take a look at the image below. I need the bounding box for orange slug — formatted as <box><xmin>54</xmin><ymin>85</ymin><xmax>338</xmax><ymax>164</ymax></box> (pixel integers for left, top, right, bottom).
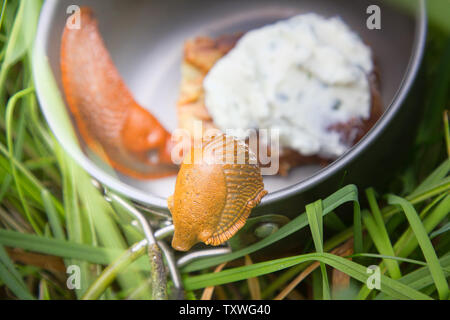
<box><xmin>168</xmin><ymin>134</ymin><xmax>268</xmax><ymax>251</ymax></box>
<box><xmin>60</xmin><ymin>7</ymin><xmax>178</xmax><ymax>179</ymax></box>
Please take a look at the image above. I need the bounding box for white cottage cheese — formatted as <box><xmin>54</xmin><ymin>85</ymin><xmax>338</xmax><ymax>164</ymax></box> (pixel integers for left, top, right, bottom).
<box><xmin>203</xmin><ymin>13</ymin><xmax>373</xmax><ymax>158</ymax></box>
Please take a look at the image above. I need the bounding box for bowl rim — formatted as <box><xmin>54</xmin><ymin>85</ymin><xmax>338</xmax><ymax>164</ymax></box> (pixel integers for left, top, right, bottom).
<box><xmin>33</xmin><ymin>0</ymin><xmax>427</xmax><ymax>211</ymax></box>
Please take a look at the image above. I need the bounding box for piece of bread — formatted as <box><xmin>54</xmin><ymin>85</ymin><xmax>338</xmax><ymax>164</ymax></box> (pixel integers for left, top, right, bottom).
<box><xmin>176</xmin><ymin>34</ymin><xmax>382</xmax><ymax>175</ymax></box>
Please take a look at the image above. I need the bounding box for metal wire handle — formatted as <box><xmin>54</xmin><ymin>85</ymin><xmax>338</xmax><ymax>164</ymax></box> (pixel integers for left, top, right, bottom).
<box><xmin>91</xmin><ymin>179</ymin><xmax>231</xmax><ymax>299</ymax></box>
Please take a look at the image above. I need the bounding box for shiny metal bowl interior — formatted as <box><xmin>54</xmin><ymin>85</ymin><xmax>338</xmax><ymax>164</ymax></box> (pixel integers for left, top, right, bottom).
<box><xmin>34</xmin><ymin>0</ymin><xmax>426</xmax><ymax>211</ymax></box>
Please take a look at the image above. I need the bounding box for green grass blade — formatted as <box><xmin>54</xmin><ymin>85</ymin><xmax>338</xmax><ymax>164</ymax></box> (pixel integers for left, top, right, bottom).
<box><xmin>82</xmin><ymin>241</ymin><xmax>147</xmax><ymax>300</ymax></box>
<box><xmin>353</xmin><ymin>201</ymin><xmax>363</xmax><ymax>256</ymax></box>
<box><xmin>183</xmin><ymin>252</ymin><xmax>431</xmax><ymax>300</ymax></box>
<box><xmin>306</xmin><ymin>200</ymin><xmax>331</xmax><ymax>299</ymax></box>
<box><xmin>349</xmin><ymin>253</ymin><xmax>429</xmax><ymax>267</ymax></box>
<box><xmin>0</xmin><ymin>0</ymin><xmax>8</xmax><ymax>32</ymax></box>
<box><xmin>395</xmin><ymin>194</ymin><xmax>450</xmax><ymax>257</ymax></box>
<box><xmin>0</xmin><ymin>260</ymin><xmax>35</xmax><ymax>299</ymax></box>
<box><xmin>430</xmin><ymin>222</ymin><xmax>450</xmax><ymax>239</ymax></box>
<box><xmin>306</xmin><ymin>200</ymin><xmax>324</xmax><ymax>253</ymax></box>
<box><xmin>407</xmin><ymin>177</ymin><xmax>450</xmax><ymax>205</ymax></box>
<box><xmin>364</xmin><ymin>188</ymin><xmax>401</xmax><ymax>278</ymax></box>
<box><xmin>1</xmin><ymin>0</ymin><xmax>17</xmax><ymax>36</ymax></box>
<box><xmin>41</xmin><ymin>189</ymin><xmax>65</xmax><ymax>240</ymax></box>
<box><xmin>5</xmin><ymin>87</ymin><xmax>43</xmax><ymax>234</ymax></box>
<box><xmin>0</xmin><ymin>228</ymin><xmax>118</xmax><ymax>265</ymax></box>
<box><xmin>2</xmin><ymin>0</ymin><xmax>39</xmax><ymax>66</ymax></box>
<box><xmin>312</xmin><ymin>269</ymin><xmax>323</xmax><ymax>300</ymax></box>
<box><xmin>357</xmin><ymin>193</ymin><xmax>450</xmax><ymax>300</ymax></box>
<box><xmin>55</xmin><ymin>147</ymin><xmax>95</xmax><ymax>297</ymax></box>
<box><xmin>0</xmin><ymin>244</ymin><xmax>34</xmax><ymax>299</ymax></box>
<box><xmin>387</xmin><ymin>194</ymin><xmax>449</xmax><ymax>299</ymax></box>
<box><xmin>182</xmin><ymin>185</ymin><xmax>359</xmax><ymax>273</ymax></box>
<box><xmin>0</xmin><ymin>228</ymin><xmax>150</xmax><ymax>271</ymax></box>
<box><xmin>381</xmin><ymin>176</ymin><xmax>450</xmax><ymax>220</ymax></box>
<box><xmin>444</xmin><ymin>111</ymin><xmax>450</xmax><ymax>158</ymax></box>
<box><xmin>411</xmin><ymin>159</ymin><xmax>450</xmax><ymax>197</ymax></box>
<box><xmin>0</xmin><ymin>141</ymin><xmax>60</xmax><ymax>206</ymax></box>
<box><xmin>0</xmin><ymin>74</ymin><xmax>29</xmax><ymax>203</ymax></box>
<box><xmin>418</xmin><ymin>192</ymin><xmax>448</xmax><ymax>220</ymax></box>
<box><xmin>376</xmin><ymin>254</ymin><xmax>450</xmax><ymax>300</ymax></box>
<box><xmin>38</xmin><ymin>279</ymin><xmax>51</xmax><ymax>300</ymax></box>
<box><xmin>0</xmin><ymin>245</ymin><xmax>25</xmax><ymax>286</ymax></box>
<box><xmin>363</xmin><ymin>211</ymin><xmax>401</xmax><ymax>279</ymax></box>
<box><xmin>0</xmin><ymin>0</ymin><xmax>41</xmax><ymax>98</ymax></box>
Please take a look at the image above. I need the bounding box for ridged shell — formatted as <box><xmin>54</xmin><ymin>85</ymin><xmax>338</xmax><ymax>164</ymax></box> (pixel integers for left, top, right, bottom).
<box><xmin>169</xmin><ymin>135</ymin><xmax>267</xmax><ymax>251</ymax></box>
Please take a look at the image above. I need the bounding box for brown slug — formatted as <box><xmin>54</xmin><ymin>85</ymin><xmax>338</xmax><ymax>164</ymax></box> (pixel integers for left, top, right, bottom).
<box><xmin>168</xmin><ymin>134</ymin><xmax>268</xmax><ymax>251</ymax></box>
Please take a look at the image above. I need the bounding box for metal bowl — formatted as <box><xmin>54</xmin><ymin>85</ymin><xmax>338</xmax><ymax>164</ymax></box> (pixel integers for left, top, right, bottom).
<box><xmin>33</xmin><ymin>0</ymin><xmax>427</xmax><ymax>218</ymax></box>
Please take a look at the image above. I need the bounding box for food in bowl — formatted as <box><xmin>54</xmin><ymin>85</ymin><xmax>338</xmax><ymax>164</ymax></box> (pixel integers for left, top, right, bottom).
<box><xmin>61</xmin><ymin>8</ymin><xmax>382</xmax><ymax>179</ymax></box>
<box><xmin>177</xmin><ymin>13</ymin><xmax>382</xmax><ymax>175</ymax></box>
